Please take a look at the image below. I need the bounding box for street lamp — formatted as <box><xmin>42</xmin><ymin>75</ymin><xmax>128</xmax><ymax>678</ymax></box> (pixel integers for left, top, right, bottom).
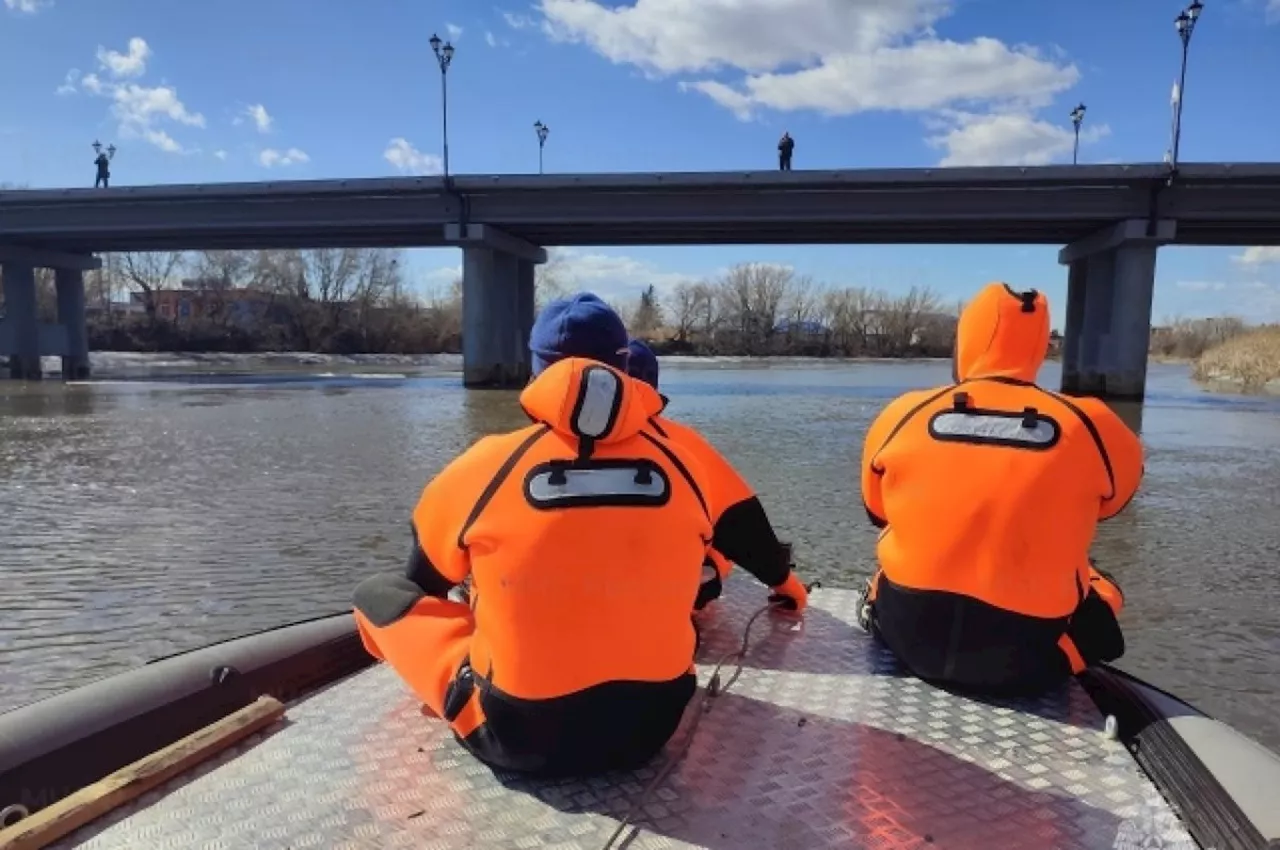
<box><xmin>429</xmin><ymin>32</ymin><xmax>455</xmax><ymax>180</ymax></box>
<box><xmin>534</xmin><ymin>120</ymin><xmax>549</xmax><ymax>174</ymax></box>
<box><xmin>1170</xmin><ymin>0</ymin><xmax>1204</xmax><ymax>171</ymax></box>
<box><xmin>1069</xmin><ymin>103</ymin><xmax>1086</xmax><ymax>165</ymax></box>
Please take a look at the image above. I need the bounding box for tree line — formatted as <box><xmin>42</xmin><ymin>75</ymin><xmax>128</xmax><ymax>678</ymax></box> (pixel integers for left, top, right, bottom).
<box><xmin>2</xmin><ymin>246</ymin><xmax>1248</xmax><ymax>360</ymax></box>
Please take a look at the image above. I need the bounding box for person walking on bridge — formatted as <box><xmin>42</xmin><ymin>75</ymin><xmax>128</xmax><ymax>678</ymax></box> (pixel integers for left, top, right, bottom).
<box><xmin>778</xmin><ymin>132</ymin><xmax>794</xmax><ymax>171</ymax></box>
<box><xmin>857</xmin><ymin>282</ymin><xmax>1143</xmax><ymax>695</ymax></box>
<box><xmin>625</xmin><ymin>339</ymin><xmax>809</xmax><ymax>615</ymax></box>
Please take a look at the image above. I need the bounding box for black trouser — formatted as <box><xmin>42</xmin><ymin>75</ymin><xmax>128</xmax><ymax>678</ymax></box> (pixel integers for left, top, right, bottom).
<box><xmin>864</xmin><ymin>573</ymin><xmax>1124</xmax><ymax>696</ymax></box>
<box><xmin>779</xmin><ymin>153</ymin><xmax>792</xmax><ymax>171</ymax></box>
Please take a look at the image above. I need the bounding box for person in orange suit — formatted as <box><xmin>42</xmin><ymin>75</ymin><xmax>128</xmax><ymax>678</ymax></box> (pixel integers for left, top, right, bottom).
<box><xmin>352</xmin><ymin>293</ymin><xmax>809</xmax><ymax>777</ymax></box>
<box><xmin>858</xmin><ymin>282</ymin><xmax>1143</xmax><ymax>695</ymax></box>
<box><xmin>625</xmin><ymin>339</ymin><xmax>808</xmax><ymax>614</ymax></box>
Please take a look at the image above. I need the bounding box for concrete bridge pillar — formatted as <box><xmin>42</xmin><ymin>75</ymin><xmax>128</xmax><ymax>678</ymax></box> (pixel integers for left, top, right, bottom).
<box><xmin>448</xmin><ymin>224</ymin><xmax>546</xmax><ymax>389</ymax></box>
<box><xmin>0</xmin><ymin>248</ymin><xmax>100</xmax><ymax>381</ymax></box>
<box><xmin>1</xmin><ymin>262</ymin><xmax>41</xmax><ymax>380</ymax></box>
<box><xmin>1057</xmin><ymin>220</ymin><xmax>1176</xmax><ymax>402</ymax></box>
<box><xmin>56</xmin><ymin>268</ymin><xmax>90</xmax><ymax>380</ymax></box>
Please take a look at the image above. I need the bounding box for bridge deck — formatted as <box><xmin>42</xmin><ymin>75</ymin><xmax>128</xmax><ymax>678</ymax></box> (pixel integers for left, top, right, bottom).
<box><xmin>2</xmin><ymin>162</ymin><xmax>1280</xmax><ymax>251</ymax></box>
<box><xmin>52</xmin><ymin>576</ymin><xmax>1195</xmax><ymax>850</ymax></box>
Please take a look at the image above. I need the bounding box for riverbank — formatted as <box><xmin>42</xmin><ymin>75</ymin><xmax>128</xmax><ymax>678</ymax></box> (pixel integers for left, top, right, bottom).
<box><xmin>1192</xmin><ymin>326</ymin><xmax>1280</xmax><ymax>393</ymax></box>
<box><xmin>9</xmin><ymin>350</ymin><xmax>965</xmax><ymax>381</ymax></box>
<box><xmin>0</xmin><ymin>348</ymin><xmax>1199</xmax><ymax>382</ymax></box>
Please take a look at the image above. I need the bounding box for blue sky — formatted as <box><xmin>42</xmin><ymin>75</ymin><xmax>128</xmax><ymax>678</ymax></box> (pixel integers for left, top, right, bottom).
<box><xmin>3</xmin><ymin>0</ymin><xmax>1280</xmax><ymax>324</ymax></box>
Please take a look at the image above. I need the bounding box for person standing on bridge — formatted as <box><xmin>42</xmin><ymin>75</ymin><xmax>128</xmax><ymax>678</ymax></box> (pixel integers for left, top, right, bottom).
<box><xmin>93</xmin><ymin>151</ymin><xmax>111</xmax><ymax>188</ymax></box>
<box><xmin>778</xmin><ymin>132</ymin><xmax>794</xmax><ymax>171</ymax></box>
<box><xmin>625</xmin><ymin>339</ymin><xmax>809</xmax><ymax>615</ymax></box>
<box><xmin>352</xmin><ymin>293</ymin><xmax>809</xmax><ymax>777</ymax></box>
<box><xmin>857</xmin><ymin>282</ymin><xmax>1143</xmax><ymax>695</ymax></box>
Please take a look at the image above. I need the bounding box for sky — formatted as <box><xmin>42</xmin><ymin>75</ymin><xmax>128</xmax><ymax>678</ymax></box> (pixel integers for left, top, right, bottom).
<box><xmin>3</xmin><ymin>0</ymin><xmax>1280</xmax><ymax>324</ymax></box>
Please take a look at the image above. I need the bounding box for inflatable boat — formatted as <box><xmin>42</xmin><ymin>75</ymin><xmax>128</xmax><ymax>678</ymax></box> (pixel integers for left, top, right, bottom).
<box><xmin>1</xmin><ymin>573</ymin><xmax>1277</xmax><ymax>850</ymax></box>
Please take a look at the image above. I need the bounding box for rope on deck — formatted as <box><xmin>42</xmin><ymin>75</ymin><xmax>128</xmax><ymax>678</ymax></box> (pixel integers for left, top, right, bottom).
<box><xmin>600</xmin><ymin>582</ymin><xmax>821</xmax><ymax>850</ymax></box>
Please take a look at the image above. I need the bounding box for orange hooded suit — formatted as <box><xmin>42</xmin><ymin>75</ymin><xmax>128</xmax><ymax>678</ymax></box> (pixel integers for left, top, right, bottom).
<box><xmin>625</xmin><ymin>339</ymin><xmax>808</xmax><ymax>614</ymax></box>
<box><xmin>860</xmin><ymin>282</ymin><xmax>1143</xmax><ymax>693</ymax></box>
<box><xmin>353</xmin><ymin>356</ymin><xmax>718</xmax><ymax>776</ymax></box>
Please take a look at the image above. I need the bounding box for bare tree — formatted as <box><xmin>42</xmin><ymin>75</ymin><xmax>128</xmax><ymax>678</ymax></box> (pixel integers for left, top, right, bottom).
<box><xmin>118</xmin><ymin>251</ymin><xmax>188</xmax><ymax>317</ymax></box>
<box><xmin>822</xmin><ymin>286</ymin><xmax>878</xmax><ymax>355</ymax></box>
<box><xmin>190</xmin><ymin>251</ymin><xmax>252</xmax><ymax>290</ymax></box>
<box><xmin>629</xmin><ymin>284</ymin><xmax>664</xmax><ymax>336</ymax></box>
<box><xmin>534</xmin><ymin>250</ymin><xmax>572</xmax><ymax>311</ymax></box>
<box><xmin>667</xmin><ymin>281</ymin><xmax>701</xmax><ymax>343</ymax></box>
<box><xmin>86</xmin><ymin>256</ymin><xmax>126</xmax><ymax>314</ymax></box>
<box><xmin>715</xmin><ymin>263</ymin><xmax>794</xmax><ymax>352</ymax></box>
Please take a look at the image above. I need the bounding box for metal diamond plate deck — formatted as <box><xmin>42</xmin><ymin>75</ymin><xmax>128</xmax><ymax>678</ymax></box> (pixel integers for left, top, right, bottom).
<box><xmin>51</xmin><ymin>576</ymin><xmax>1198</xmax><ymax>850</ymax></box>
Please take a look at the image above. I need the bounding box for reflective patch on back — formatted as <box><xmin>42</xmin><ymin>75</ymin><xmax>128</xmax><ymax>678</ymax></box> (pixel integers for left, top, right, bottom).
<box><xmin>572</xmin><ymin>367</ymin><xmax>622</xmax><ymax>439</ymax></box>
<box><xmin>928</xmin><ymin>408</ymin><xmax>1061</xmax><ymax>450</ymax></box>
<box><xmin>524</xmin><ymin>459</ymin><xmax>671</xmax><ymax>509</ymax></box>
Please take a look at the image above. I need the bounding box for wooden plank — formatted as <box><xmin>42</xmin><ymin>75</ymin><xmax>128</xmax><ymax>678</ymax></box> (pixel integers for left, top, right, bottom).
<box><xmin>0</xmin><ymin>695</ymin><xmax>285</xmax><ymax>850</ymax></box>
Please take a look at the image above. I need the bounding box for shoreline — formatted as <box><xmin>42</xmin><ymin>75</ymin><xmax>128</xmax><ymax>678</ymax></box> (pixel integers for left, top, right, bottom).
<box><xmin>0</xmin><ymin>349</ymin><xmax>1210</xmax><ymax>377</ymax></box>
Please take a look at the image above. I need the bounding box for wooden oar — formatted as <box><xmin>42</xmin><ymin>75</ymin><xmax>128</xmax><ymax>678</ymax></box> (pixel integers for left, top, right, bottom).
<box><xmin>0</xmin><ymin>695</ymin><xmax>285</xmax><ymax>850</ymax></box>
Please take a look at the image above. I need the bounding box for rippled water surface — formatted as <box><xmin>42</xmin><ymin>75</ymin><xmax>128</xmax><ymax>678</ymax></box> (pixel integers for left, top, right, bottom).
<box><xmin>2</xmin><ymin>356</ymin><xmax>1279</xmax><ymax>752</ymax></box>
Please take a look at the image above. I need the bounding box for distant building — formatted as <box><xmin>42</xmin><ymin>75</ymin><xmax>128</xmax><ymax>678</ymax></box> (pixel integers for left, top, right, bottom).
<box><xmin>773</xmin><ymin>318</ymin><xmax>830</xmax><ymax>337</ymax></box>
<box><xmin>146</xmin><ymin>288</ymin><xmax>273</xmax><ymax>327</ymax></box>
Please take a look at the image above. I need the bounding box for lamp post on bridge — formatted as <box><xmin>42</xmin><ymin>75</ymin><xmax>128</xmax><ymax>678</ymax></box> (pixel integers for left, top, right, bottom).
<box><xmin>1069</xmin><ymin>103</ymin><xmax>1086</xmax><ymax>165</ymax></box>
<box><xmin>91</xmin><ymin>139</ymin><xmax>116</xmax><ymax>189</ymax></box>
<box><xmin>1170</xmin><ymin>0</ymin><xmax>1204</xmax><ymax>172</ymax></box>
<box><xmin>429</xmin><ymin>32</ymin><xmax>456</xmax><ymax>181</ymax></box>
<box><xmin>534</xmin><ymin>120</ymin><xmax>549</xmax><ymax>174</ymax></box>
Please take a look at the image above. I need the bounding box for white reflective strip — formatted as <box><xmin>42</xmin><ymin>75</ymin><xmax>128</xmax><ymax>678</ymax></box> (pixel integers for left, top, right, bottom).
<box><xmin>574</xmin><ymin>368</ymin><xmax>620</xmax><ymax>438</ymax></box>
<box><xmin>526</xmin><ymin>467</ymin><xmax>668</xmax><ymax>503</ymax></box>
<box><xmin>931</xmin><ymin>411</ymin><xmax>1057</xmax><ymax>445</ymax></box>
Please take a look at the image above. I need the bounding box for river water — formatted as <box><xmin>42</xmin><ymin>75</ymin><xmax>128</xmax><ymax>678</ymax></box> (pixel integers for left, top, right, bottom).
<box><xmin>2</xmin><ymin>355</ymin><xmax>1279</xmax><ymax>753</ymax></box>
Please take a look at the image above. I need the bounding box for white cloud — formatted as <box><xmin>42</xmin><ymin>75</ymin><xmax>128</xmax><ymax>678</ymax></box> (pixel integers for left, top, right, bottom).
<box><xmin>58</xmin><ymin>39</ymin><xmax>205</xmax><ymax>155</ymax></box>
<box><xmin>111</xmin><ymin>83</ymin><xmax>205</xmax><ymax>129</ymax></box>
<box><xmin>539</xmin><ymin>0</ymin><xmax>1077</xmax><ymax>122</ymax></box>
<box><xmin>540</xmin><ymin>248</ymin><xmax>699</xmax><ymax>302</ymax></box>
<box><xmin>383</xmin><ymin>138</ymin><xmax>443</xmax><ymax>175</ymax></box>
<box><xmin>213</xmin><ymin>150</ymin><xmax>228</xmax><ymax>161</ymax></box>
<box><xmin>421</xmin><ymin>250</ymin><xmax>697</xmax><ymax>305</ymax></box>
<box><xmin>1176</xmin><ymin>281</ymin><xmax>1227</xmax><ymax>292</ymax></box>
<box><xmin>97</xmin><ymin>37</ymin><xmax>151</xmax><ymax>79</ymax></box>
<box><xmin>1232</xmin><ymin>247</ymin><xmax>1280</xmax><ymax>266</ymax></box>
<box><xmin>446</xmin><ymin>22</ymin><xmax>463</xmax><ymax>40</ymax></box>
<box><xmin>1268</xmin><ymin>0</ymin><xmax>1280</xmax><ymax>23</ymax></box>
<box><xmin>503</xmin><ymin>10</ymin><xmax>536</xmax><ymax>29</ymax></box>
<box><xmin>486</xmin><ymin>30</ymin><xmax>499</xmax><ymax>47</ymax></box>
<box><xmin>238</xmin><ymin>103</ymin><xmax>273</xmax><ymax>133</ymax></box>
<box><xmin>258</xmin><ymin>148</ymin><xmax>310</xmax><ymax>167</ymax></box>
<box><xmin>56</xmin><ymin>69</ymin><xmax>80</xmax><ymax>96</ymax></box>
<box><xmin>142</xmin><ymin>129</ymin><xmax>184</xmax><ymax>154</ymax></box>
<box><xmin>5</xmin><ymin>0</ymin><xmax>50</xmax><ymax>14</ymax></box>
<box><xmin>927</xmin><ymin>110</ymin><xmax>1111</xmax><ymax>167</ymax></box>
<box><xmin>424</xmin><ymin>249</ymin><xmax>700</xmax><ymax>304</ymax></box>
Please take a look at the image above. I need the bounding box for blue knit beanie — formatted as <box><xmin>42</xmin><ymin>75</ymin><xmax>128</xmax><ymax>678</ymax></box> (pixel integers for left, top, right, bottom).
<box><xmin>529</xmin><ymin>292</ymin><xmax>629</xmax><ymax>375</ymax></box>
<box><xmin>626</xmin><ymin>339</ymin><xmax>660</xmax><ymax>389</ymax></box>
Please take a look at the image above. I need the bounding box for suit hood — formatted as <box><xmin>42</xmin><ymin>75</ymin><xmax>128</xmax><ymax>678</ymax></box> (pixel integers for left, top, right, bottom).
<box><xmin>519</xmin><ymin>357</ymin><xmax>664</xmax><ymax>444</ymax></box>
<box><xmin>953</xmin><ymin>282</ymin><xmax>1050</xmax><ymax>383</ymax></box>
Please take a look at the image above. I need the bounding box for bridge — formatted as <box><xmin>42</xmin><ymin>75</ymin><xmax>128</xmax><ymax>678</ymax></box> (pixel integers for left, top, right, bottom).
<box><xmin>3</xmin><ymin>162</ymin><xmax>1280</xmax><ymax>398</ymax></box>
